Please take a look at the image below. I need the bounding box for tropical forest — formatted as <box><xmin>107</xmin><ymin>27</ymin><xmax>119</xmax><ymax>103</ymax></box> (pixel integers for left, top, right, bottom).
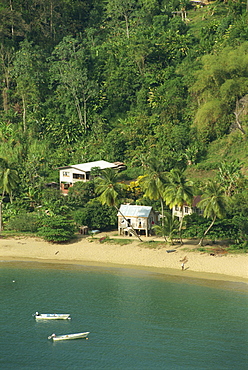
<box><xmin>1</xmin><ymin>0</ymin><xmax>248</xmax><ymax>249</ymax></box>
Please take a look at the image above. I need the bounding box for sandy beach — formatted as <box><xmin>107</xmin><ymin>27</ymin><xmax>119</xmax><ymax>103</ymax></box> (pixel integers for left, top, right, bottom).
<box><xmin>0</xmin><ymin>232</ymin><xmax>247</xmax><ymax>283</ymax></box>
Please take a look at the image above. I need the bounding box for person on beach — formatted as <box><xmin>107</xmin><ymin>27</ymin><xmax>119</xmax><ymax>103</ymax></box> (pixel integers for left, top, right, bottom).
<box><xmin>181</xmin><ymin>263</ymin><xmax>184</xmax><ymax>271</ymax></box>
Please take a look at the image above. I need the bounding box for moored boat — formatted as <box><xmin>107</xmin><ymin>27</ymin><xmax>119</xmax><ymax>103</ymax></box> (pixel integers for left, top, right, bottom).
<box><xmin>33</xmin><ymin>312</ymin><xmax>71</xmax><ymax>320</ymax></box>
<box><xmin>48</xmin><ymin>332</ymin><xmax>90</xmax><ymax>341</ymax></box>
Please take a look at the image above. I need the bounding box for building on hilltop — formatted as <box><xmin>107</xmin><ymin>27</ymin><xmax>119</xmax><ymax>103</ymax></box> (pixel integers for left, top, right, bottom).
<box><xmin>59</xmin><ymin>160</ymin><xmax>125</xmax><ymax>195</ymax></box>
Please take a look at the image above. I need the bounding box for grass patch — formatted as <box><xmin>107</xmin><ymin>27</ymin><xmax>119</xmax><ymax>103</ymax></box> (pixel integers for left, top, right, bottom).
<box><xmin>139</xmin><ymin>240</ymin><xmax>166</xmax><ymax>249</ymax></box>
<box><xmin>106</xmin><ymin>238</ymin><xmax>133</xmax><ymax>246</ymax></box>
<box><xmin>182</xmin><ymin>244</ymin><xmax>248</xmax><ymax>255</ymax></box>
<box><xmin>181</xmin><ymin>247</ymin><xmax>196</xmax><ymax>252</ymax></box>
<box><xmin>96</xmin><ymin>236</ymin><xmax>133</xmax><ymax>245</ymax></box>
<box><xmin>196</xmin><ymin>246</ymin><xmax>210</xmax><ymax>253</ymax></box>
<box><xmin>226</xmin><ymin>245</ymin><xmax>248</xmax><ymax>254</ymax></box>
<box><xmin>0</xmin><ymin>230</ymin><xmax>37</xmax><ymax>239</ymax></box>
<box><xmin>226</xmin><ymin>248</ymin><xmax>248</xmax><ymax>254</ymax></box>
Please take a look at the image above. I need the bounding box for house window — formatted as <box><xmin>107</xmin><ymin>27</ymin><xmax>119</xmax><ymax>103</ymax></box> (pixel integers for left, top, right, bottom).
<box><xmin>73</xmin><ymin>173</ymin><xmax>85</xmax><ymax>179</ymax></box>
<box><xmin>86</xmin><ymin>173</ymin><xmax>90</xmax><ymax>180</ymax></box>
<box><xmin>63</xmin><ymin>171</ymin><xmax>70</xmax><ymax>177</ymax></box>
<box><xmin>175</xmin><ymin>206</ymin><xmax>179</xmax><ymax>211</ymax></box>
<box><xmin>185</xmin><ymin>207</ymin><xmax>189</xmax><ymax>214</ymax></box>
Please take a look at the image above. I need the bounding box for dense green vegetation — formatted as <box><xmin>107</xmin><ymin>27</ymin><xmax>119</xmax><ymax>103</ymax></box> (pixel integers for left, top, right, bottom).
<box><xmin>0</xmin><ymin>0</ymin><xmax>248</xmax><ymax>246</ymax></box>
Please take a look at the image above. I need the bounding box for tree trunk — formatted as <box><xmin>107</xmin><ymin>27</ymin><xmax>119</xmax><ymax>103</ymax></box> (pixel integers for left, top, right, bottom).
<box><xmin>0</xmin><ymin>192</ymin><xmax>5</xmax><ymax>231</ymax></box>
<box><xmin>0</xmin><ymin>201</ymin><xmax>2</xmax><ymax>232</ymax></box>
<box><xmin>83</xmin><ymin>96</ymin><xmax>87</xmax><ymax>131</ymax></box>
<box><xmin>22</xmin><ymin>94</ymin><xmax>26</xmax><ymax>132</ymax></box>
<box><xmin>198</xmin><ymin>215</ymin><xmax>216</xmax><ymax>246</ymax></box>
<box><xmin>234</xmin><ymin>98</ymin><xmax>246</xmax><ymax>134</ymax></box>
<box><xmin>2</xmin><ymin>86</ymin><xmax>8</xmax><ymax>111</ymax></box>
<box><xmin>160</xmin><ymin>198</ymin><xmax>164</xmax><ymax>227</ymax></box>
<box><xmin>0</xmin><ymin>46</ymin><xmax>12</xmax><ymax>112</ymax></box>
<box><xmin>160</xmin><ymin>198</ymin><xmax>168</xmax><ymax>241</ymax></box>
<box><xmin>50</xmin><ymin>0</ymin><xmax>54</xmax><ymax>39</ymax></box>
<box><xmin>116</xmin><ymin>206</ymin><xmax>142</xmax><ymax>242</ymax></box>
<box><xmin>124</xmin><ymin>14</ymin><xmax>129</xmax><ymax>39</ymax></box>
<box><xmin>9</xmin><ymin>0</ymin><xmax>14</xmax><ymax>37</ymax></box>
<box><xmin>72</xmin><ymin>89</ymin><xmax>84</xmax><ymax>128</ymax></box>
<box><xmin>179</xmin><ymin>207</ymin><xmax>184</xmax><ymax>244</ymax></box>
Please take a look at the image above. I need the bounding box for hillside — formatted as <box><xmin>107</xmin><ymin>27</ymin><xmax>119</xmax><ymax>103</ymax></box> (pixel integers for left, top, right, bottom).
<box><xmin>0</xmin><ymin>1</ymin><xmax>248</xmax><ymax>248</ymax></box>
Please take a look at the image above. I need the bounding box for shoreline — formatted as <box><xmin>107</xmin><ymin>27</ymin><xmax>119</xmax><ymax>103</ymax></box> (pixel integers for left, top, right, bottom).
<box><xmin>0</xmin><ymin>233</ymin><xmax>247</xmax><ymax>284</ymax></box>
<box><xmin>2</xmin><ymin>258</ymin><xmax>248</xmax><ymax>286</ymax></box>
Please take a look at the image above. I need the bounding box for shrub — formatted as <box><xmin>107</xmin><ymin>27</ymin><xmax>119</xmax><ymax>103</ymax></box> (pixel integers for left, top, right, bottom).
<box><xmin>228</xmin><ymin>241</ymin><xmax>248</xmax><ymax>251</ymax></box>
<box><xmin>182</xmin><ymin>214</ymin><xmax>239</xmax><ymax>241</ymax></box>
<box><xmin>71</xmin><ymin>200</ymin><xmax>117</xmax><ymax>230</ymax></box>
<box><xmin>67</xmin><ymin>181</ymin><xmax>95</xmax><ymax>207</ymax></box>
<box><xmin>40</xmin><ymin>188</ymin><xmax>69</xmax><ymax>216</ymax></box>
<box><xmin>37</xmin><ymin>215</ymin><xmax>76</xmax><ymax>243</ymax></box>
<box><xmin>7</xmin><ymin>212</ymin><xmax>41</xmax><ymax>233</ymax></box>
<box><xmin>182</xmin><ymin>214</ymin><xmax>207</xmax><ymax>238</ymax></box>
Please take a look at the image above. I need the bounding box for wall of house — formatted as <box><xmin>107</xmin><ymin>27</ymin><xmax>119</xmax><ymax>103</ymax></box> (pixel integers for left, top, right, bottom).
<box><xmin>60</xmin><ymin>168</ymin><xmax>90</xmax><ymax>194</ymax></box>
<box><xmin>173</xmin><ymin>205</ymin><xmax>193</xmax><ymax>220</ymax></box>
<box><xmin>147</xmin><ymin>211</ymin><xmax>157</xmax><ymax>229</ymax></box>
<box><xmin>118</xmin><ymin>216</ymin><xmax>148</xmax><ymax>231</ymax></box>
<box><xmin>60</xmin><ymin>168</ymin><xmax>89</xmax><ymax>184</ymax></box>
<box><xmin>173</xmin><ymin>205</ymin><xmax>203</xmax><ymax>220</ymax></box>
<box><xmin>60</xmin><ymin>169</ymin><xmax>73</xmax><ymax>184</ymax></box>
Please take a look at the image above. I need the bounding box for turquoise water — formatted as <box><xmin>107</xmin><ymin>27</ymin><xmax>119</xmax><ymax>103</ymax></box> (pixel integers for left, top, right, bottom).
<box><xmin>1</xmin><ymin>262</ymin><xmax>248</xmax><ymax>369</ymax></box>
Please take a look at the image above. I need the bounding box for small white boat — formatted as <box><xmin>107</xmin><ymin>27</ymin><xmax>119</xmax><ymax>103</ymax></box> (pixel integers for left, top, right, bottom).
<box><xmin>33</xmin><ymin>312</ymin><xmax>71</xmax><ymax>320</ymax></box>
<box><xmin>48</xmin><ymin>332</ymin><xmax>90</xmax><ymax>341</ymax></box>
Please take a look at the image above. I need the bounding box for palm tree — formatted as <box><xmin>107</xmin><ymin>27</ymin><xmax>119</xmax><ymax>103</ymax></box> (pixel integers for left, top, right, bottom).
<box><xmin>138</xmin><ymin>158</ymin><xmax>168</xmax><ymax>229</ymax></box>
<box><xmin>0</xmin><ymin>158</ymin><xmax>19</xmax><ymax>231</ymax></box>
<box><xmin>95</xmin><ymin>168</ymin><xmax>142</xmax><ymax>242</ymax></box>
<box><xmin>163</xmin><ymin>169</ymin><xmax>193</xmax><ymax>244</ymax></box>
<box><xmin>198</xmin><ymin>180</ymin><xmax>227</xmax><ymax>246</ymax></box>
<box><xmin>152</xmin><ymin>211</ymin><xmax>179</xmax><ymax>244</ymax></box>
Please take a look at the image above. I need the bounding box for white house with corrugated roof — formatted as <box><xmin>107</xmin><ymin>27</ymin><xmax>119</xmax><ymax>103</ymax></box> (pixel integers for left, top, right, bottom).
<box><xmin>118</xmin><ymin>204</ymin><xmax>159</xmax><ymax>237</ymax></box>
<box><xmin>59</xmin><ymin>160</ymin><xmax>122</xmax><ymax>194</ymax></box>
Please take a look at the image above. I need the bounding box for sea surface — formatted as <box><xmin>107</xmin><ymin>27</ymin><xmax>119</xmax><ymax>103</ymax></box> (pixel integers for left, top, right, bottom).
<box><xmin>1</xmin><ymin>262</ymin><xmax>248</xmax><ymax>370</ymax></box>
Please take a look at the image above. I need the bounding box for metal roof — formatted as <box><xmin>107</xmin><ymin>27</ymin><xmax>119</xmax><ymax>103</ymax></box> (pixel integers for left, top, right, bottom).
<box><xmin>118</xmin><ymin>205</ymin><xmax>152</xmax><ymax>218</ymax></box>
<box><xmin>59</xmin><ymin>160</ymin><xmax>117</xmax><ymax>172</ymax></box>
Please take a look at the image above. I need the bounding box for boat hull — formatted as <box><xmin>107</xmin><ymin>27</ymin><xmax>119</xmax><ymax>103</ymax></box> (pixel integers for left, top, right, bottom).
<box><xmin>49</xmin><ymin>332</ymin><xmax>90</xmax><ymax>341</ymax></box>
<box><xmin>34</xmin><ymin>313</ymin><xmax>71</xmax><ymax>320</ymax></box>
